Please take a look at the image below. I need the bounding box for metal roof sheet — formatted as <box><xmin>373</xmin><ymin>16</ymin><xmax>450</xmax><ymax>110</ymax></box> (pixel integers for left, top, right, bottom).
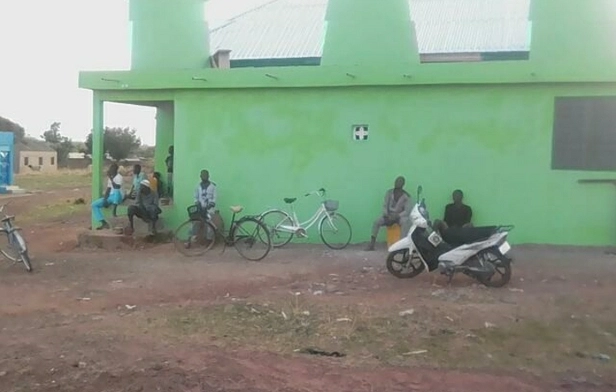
<box><xmin>209</xmin><ymin>0</ymin><xmax>531</xmax><ymax>60</ymax></box>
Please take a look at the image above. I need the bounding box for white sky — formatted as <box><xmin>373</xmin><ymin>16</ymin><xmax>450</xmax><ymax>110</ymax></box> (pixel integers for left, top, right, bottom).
<box><xmin>0</xmin><ymin>0</ymin><xmax>272</xmax><ymax>145</ymax></box>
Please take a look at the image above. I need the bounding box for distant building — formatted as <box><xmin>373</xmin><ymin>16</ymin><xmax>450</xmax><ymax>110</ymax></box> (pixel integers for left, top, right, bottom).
<box><xmin>67</xmin><ymin>152</ymin><xmax>92</xmax><ymax>170</ymax></box>
<box><xmin>14</xmin><ymin>138</ymin><xmax>57</xmax><ymax>174</ymax></box>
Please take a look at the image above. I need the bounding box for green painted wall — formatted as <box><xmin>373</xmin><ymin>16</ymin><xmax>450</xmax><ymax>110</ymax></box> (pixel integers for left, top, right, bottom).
<box><xmin>166</xmin><ymin>84</ymin><xmax>616</xmax><ymax>246</ymax></box>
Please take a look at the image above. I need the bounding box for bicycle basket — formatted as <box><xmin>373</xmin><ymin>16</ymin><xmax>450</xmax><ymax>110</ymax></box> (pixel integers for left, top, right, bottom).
<box><xmin>323</xmin><ymin>200</ymin><xmax>339</xmax><ymax>212</ymax></box>
<box><xmin>187</xmin><ymin>205</ymin><xmax>202</xmax><ymax>220</ymax></box>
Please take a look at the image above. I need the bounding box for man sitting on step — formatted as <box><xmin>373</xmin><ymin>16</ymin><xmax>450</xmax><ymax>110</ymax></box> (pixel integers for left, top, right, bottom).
<box><xmin>125</xmin><ymin>179</ymin><xmax>162</xmax><ymax>236</ymax></box>
<box><xmin>365</xmin><ymin>176</ymin><xmax>411</xmax><ymax>251</ymax></box>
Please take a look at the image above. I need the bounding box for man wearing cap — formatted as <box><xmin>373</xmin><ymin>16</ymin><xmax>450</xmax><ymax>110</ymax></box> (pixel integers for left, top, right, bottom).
<box><xmin>126</xmin><ymin>179</ymin><xmax>162</xmax><ymax>235</ymax></box>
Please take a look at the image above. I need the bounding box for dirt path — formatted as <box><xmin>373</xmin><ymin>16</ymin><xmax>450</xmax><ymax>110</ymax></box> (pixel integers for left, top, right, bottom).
<box><xmin>0</xmin><ymin>178</ymin><xmax>614</xmax><ymax>391</ymax></box>
<box><xmin>0</xmin><ymin>244</ymin><xmax>615</xmax><ymax>392</ymax></box>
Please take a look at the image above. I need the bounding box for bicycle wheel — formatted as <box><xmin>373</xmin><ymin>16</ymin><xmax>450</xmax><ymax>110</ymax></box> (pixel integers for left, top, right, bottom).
<box><xmin>319</xmin><ymin>213</ymin><xmax>352</xmax><ymax>250</ymax></box>
<box><xmin>173</xmin><ymin>219</ymin><xmax>217</xmax><ymax>257</ymax></box>
<box><xmin>0</xmin><ymin>232</ymin><xmax>20</xmax><ymax>262</ymax></box>
<box><xmin>259</xmin><ymin>210</ymin><xmax>295</xmax><ymax>248</ymax></box>
<box><xmin>232</xmin><ymin>217</ymin><xmax>271</xmax><ymax>261</ymax></box>
<box><xmin>12</xmin><ymin>232</ymin><xmax>32</xmax><ymax>272</ymax></box>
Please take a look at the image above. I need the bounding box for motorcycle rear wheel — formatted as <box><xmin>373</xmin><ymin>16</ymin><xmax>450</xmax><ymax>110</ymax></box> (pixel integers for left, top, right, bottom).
<box><xmin>476</xmin><ymin>249</ymin><xmax>511</xmax><ymax>288</ymax></box>
<box><xmin>386</xmin><ymin>249</ymin><xmax>425</xmax><ymax>279</ymax></box>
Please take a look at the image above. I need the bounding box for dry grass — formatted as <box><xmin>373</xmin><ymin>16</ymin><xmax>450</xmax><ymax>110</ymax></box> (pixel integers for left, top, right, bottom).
<box><xmin>15</xmin><ymin>169</ymin><xmax>92</xmax><ymax>191</ymax></box>
<box><xmin>18</xmin><ymin>200</ymin><xmax>88</xmax><ymax>224</ymax></box>
<box><xmin>154</xmin><ymin>294</ymin><xmax>616</xmax><ymax>374</ymax></box>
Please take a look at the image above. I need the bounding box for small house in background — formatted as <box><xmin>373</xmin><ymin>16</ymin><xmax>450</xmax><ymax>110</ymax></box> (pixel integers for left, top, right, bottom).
<box><xmin>14</xmin><ymin>137</ymin><xmax>57</xmax><ymax>174</ymax></box>
<box><xmin>67</xmin><ymin>152</ymin><xmax>92</xmax><ymax>170</ymax></box>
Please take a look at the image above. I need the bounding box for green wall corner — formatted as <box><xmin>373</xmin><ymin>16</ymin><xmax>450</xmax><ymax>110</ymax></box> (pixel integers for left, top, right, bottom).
<box><xmin>129</xmin><ymin>0</ymin><xmax>210</xmax><ymax>70</ymax></box>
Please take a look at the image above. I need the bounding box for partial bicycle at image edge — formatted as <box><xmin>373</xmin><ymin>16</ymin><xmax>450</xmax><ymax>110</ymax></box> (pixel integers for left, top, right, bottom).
<box><xmin>258</xmin><ymin>188</ymin><xmax>352</xmax><ymax>250</ymax></box>
<box><xmin>173</xmin><ymin>203</ymin><xmax>272</xmax><ymax>261</ymax></box>
<box><xmin>0</xmin><ymin>203</ymin><xmax>33</xmax><ymax>272</ymax></box>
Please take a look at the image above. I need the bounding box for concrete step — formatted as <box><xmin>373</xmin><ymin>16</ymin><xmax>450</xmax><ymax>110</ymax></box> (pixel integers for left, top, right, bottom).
<box><xmin>80</xmin><ymin>216</ymin><xmax>173</xmax><ymax>250</ymax></box>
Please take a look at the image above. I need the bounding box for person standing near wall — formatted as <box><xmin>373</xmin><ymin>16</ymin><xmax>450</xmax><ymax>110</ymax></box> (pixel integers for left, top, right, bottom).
<box><xmin>165</xmin><ymin>146</ymin><xmax>174</xmax><ymax>198</ymax></box>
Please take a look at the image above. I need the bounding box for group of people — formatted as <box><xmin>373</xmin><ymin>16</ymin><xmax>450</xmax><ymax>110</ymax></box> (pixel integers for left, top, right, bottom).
<box><xmin>91</xmin><ymin>154</ymin><xmax>217</xmax><ymax>236</ymax></box>
<box><xmin>91</xmin><ymin>163</ymin><xmax>164</xmax><ymax>233</ymax></box>
<box><xmin>365</xmin><ymin>176</ymin><xmax>473</xmax><ymax>251</ymax></box>
<box><xmin>92</xmin><ymin>159</ymin><xmax>469</xmax><ymax>246</ymax></box>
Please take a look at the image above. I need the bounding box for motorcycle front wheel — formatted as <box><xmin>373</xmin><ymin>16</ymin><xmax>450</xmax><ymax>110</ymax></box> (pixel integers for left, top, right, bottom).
<box><xmin>476</xmin><ymin>249</ymin><xmax>511</xmax><ymax>288</ymax></box>
<box><xmin>386</xmin><ymin>249</ymin><xmax>425</xmax><ymax>279</ymax></box>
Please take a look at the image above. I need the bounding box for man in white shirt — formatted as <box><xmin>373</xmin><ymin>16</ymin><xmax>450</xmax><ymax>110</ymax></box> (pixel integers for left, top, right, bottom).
<box><xmin>185</xmin><ymin>169</ymin><xmax>217</xmax><ymax>249</ymax></box>
<box><xmin>194</xmin><ymin>169</ymin><xmax>217</xmax><ymax>215</ymax></box>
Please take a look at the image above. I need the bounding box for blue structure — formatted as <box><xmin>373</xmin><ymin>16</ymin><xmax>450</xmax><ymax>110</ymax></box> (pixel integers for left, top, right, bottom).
<box><xmin>0</xmin><ymin>132</ymin><xmax>15</xmax><ymax>192</ymax></box>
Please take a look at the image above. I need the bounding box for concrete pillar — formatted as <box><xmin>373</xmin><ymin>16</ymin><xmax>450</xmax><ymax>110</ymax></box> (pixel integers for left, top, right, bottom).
<box><xmin>91</xmin><ymin>94</ymin><xmax>104</xmax><ymax>227</ymax></box>
<box><xmin>530</xmin><ymin>0</ymin><xmax>616</xmax><ymax>69</ymax></box>
<box><xmin>129</xmin><ymin>0</ymin><xmax>210</xmax><ymax>70</ymax></box>
<box><xmin>321</xmin><ymin>0</ymin><xmax>419</xmax><ymax>66</ymax></box>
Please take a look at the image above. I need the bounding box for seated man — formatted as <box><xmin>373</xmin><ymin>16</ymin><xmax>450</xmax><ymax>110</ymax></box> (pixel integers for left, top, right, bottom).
<box><xmin>434</xmin><ymin>189</ymin><xmax>473</xmax><ymax>232</ymax></box>
<box><xmin>366</xmin><ymin>176</ymin><xmax>411</xmax><ymax>251</ymax></box>
<box><xmin>186</xmin><ymin>169</ymin><xmax>217</xmax><ymax>248</ymax></box>
<box><xmin>126</xmin><ymin>179</ymin><xmax>162</xmax><ymax>235</ymax></box>
<box><xmin>91</xmin><ymin>163</ymin><xmax>123</xmax><ymax>230</ymax></box>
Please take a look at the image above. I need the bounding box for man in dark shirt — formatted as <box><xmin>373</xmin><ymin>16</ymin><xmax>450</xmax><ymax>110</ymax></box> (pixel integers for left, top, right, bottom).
<box><xmin>165</xmin><ymin>145</ymin><xmax>174</xmax><ymax>198</ymax></box>
<box><xmin>126</xmin><ymin>180</ymin><xmax>162</xmax><ymax>235</ymax></box>
<box><xmin>443</xmin><ymin>189</ymin><xmax>473</xmax><ymax>229</ymax></box>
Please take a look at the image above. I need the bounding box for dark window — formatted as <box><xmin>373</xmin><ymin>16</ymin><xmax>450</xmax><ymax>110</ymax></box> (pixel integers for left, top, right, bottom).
<box><xmin>38</xmin><ymin>157</ymin><xmax>43</xmax><ymax>166</ymax></box>
<box><xmin>24</xmin><ymin>157</ymin><xmax>29</xmax><ymax>166</ymax></box>
<box><xmin>51</xmin><ymin>157</ymin><xmax>55</xmax><ymax>165</ymax></box>
<box><xmin>552</xmin><ymin>96</ymin><xmax>616</xmax><ymax>171</ymax></box>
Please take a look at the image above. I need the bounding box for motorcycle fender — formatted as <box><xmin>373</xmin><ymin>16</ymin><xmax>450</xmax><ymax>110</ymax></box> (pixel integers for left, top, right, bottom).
<box><xmin>388</xmin><ymin>237</ymin><xmax>414</xmax><ymax>253</ymax></box>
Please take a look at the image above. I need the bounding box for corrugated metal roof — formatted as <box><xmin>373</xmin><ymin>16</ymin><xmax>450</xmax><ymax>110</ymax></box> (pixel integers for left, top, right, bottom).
<box><xmin>209</xmin><ymin>0</ymin><xmax>531</xmax><ymax>60</ymax></box>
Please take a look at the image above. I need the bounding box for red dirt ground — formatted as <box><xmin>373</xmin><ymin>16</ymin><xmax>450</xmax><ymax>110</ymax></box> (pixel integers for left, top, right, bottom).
<box><xmin>0</xmin><ymin>186</ymin><xmax>615</xmax><ymax>392</ymax></box>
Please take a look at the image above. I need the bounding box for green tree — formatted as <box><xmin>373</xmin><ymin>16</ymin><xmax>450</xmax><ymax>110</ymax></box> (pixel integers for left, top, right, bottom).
<box><xmin>84</xmin><ymin>127</ymin><xmax>142</xmax><ymax>161</ymax></box>
<box><xmin>0</xmin><ymin>116</ymin><xmax>25</xmax><ymax>142</ymax></box>
<box><xmin>41</xmin><ymin>122</ymin><xmax>73</xmax><ymax>166</ymax></box>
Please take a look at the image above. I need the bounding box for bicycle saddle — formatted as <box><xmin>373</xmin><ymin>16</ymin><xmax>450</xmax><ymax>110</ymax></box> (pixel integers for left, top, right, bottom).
<box><xmin>230</xmin><ymin>205</ymin><xmax>244</xmax><ymax>213</ymax></box>
<box><xmin>284</xmin><ymin>198</ymin><xmax>297</xmax><ymax>204</ymax></box>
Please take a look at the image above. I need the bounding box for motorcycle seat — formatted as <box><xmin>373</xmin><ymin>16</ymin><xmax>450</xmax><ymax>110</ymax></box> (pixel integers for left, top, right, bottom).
<box><xmin>441</xmin><ymin>226</ymin><xmax>499</xmax><ymax>247</ymax></box>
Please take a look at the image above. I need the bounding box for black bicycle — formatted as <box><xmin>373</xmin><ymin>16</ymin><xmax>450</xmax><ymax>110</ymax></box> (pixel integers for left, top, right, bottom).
<box><xmin>173</xmin><ymin>204</ymin><xmax>272</xmax><ymax>261</ymax></box>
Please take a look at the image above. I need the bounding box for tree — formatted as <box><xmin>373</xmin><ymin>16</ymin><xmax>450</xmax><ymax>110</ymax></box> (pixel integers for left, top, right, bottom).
<box><xmin>41</xmin><ymin>122</ymin><xmax>73</xmax><ymax>166</ymax></box>
<box><xmin>0</xmin><ymin>116</ymin><xmax>25</xmax><ymax>142</ymax></box>
<box><xmin>84</xmin><ymin>127</ymin><xmax>142</xmax><ymax>161</ymax></box>
<box><xmin>137</xmin><ymin>145</ymin><xmax>155</xmax><ymax>159</ymax></box>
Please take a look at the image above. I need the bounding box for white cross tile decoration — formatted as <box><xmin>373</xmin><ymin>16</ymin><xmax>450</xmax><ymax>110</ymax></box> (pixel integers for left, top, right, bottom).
<box><xmin>353</xmin><ymin>125</ymin><xmax>369</xmax><ymax>141</ymax></box>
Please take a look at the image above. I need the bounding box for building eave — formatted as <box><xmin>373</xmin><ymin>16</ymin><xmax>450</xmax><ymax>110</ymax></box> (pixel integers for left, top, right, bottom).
<box><xmin>79</xmin><ymin>61</ymin><xmax>616</xmax><ymax>92</ymax></box>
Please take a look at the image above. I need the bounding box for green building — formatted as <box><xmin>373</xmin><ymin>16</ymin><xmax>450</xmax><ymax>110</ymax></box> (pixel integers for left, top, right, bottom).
<box><xmin>79</xmin><ymin>0</ymin><xmax>616</xmax><ymax>246</ymax></box>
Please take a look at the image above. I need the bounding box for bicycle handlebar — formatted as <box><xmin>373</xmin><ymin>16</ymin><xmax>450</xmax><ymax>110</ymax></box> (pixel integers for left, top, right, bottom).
<box><xmin>304</xmin><ymin>188</ymin><xmax>326</xmax><ymax>197</ymax></box>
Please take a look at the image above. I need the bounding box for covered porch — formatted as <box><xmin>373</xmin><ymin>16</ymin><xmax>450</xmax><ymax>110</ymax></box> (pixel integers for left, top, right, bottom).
<box><xmin>90</xmin><ymin>90</ymin><xmax>176</xmax><ymax>230</ymax></box>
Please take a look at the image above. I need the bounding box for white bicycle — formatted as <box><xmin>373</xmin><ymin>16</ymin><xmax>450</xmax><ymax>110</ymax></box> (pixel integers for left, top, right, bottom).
<box><xmin>259</xmin><ymin>188</ymin><xmax>352</xmax><ymax>249</ymax></box>
<box><xmin>0</xmin><ymin>203</ymin><xmax>32</xmax><ymax>272</ymax></box>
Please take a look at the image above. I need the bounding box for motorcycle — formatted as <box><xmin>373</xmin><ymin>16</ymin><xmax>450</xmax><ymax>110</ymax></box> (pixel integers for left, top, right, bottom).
<box><xmin>386</xmin><ymin>186</ymin><xmax>513</xmax><ymax>287</ymax></box>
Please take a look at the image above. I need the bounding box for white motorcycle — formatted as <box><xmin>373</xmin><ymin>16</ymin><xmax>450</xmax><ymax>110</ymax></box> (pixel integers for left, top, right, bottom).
<box><xmin>386</xmin><ymin>186</ymin><xmax>513</xmax><ymax>287</ymax></box>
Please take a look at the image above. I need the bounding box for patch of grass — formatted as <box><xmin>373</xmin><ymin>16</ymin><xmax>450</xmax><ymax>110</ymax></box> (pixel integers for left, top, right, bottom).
<box><xmin>157</xmin><ymin>296</ymin><xmax>616</xmax><ymax>373</ymax></box>
<box><xmin>15</xmin><ymin>169</ymin><xmax>92</xmax><ymax>192</ymax></box>
<box><xmin>19</xmin><ymin>200</ymin><xmax>89</xmax><ymax>223</ymax></box>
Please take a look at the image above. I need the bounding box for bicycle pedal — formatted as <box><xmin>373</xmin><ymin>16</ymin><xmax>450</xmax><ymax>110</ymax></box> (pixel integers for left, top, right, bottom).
<box><xmin>295</xmin><ymin>228</ymin><xmax>308</xmax><ymax>238</ymax></box>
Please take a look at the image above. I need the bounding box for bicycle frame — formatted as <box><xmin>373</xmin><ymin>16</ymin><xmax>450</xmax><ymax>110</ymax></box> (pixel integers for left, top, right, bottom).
<box><xmin>268</xmin><ymin>189</ymin><xmax>337</xmax><ymax>236</ymax></box>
